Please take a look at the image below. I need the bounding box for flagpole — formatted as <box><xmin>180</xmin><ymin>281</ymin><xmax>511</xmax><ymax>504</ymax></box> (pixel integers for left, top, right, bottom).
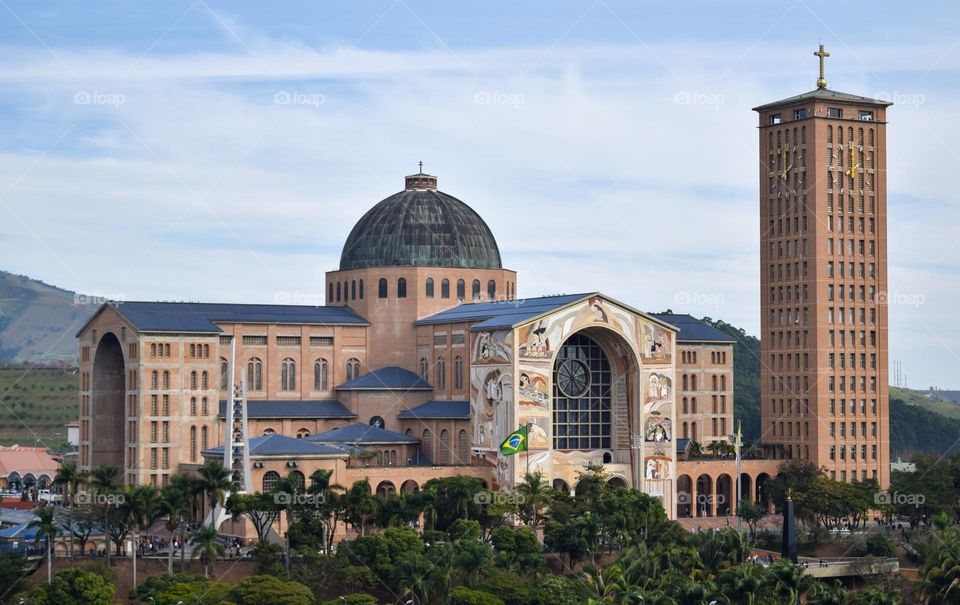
<box><xmin>525</xmin><ymin>423</ymin><xmax>531</xmax><ymax>479</ymax></box>
<box><xmin>736</xmin><ymin>420</ymin><xmax>742</xmax><ymax>531</ymax></box>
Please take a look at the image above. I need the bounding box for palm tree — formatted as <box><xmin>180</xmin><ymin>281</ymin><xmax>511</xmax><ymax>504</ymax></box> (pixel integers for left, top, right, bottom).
<box><xmin>688</xmin><ymin>441</ymin><xmax>704</xmax><ymax>458</ymax></box>
<box><xmin>158</xmin><ymin>483</ymin><xmax>190</xmax><ymax>575</ymax></box>
<box><xmin>190</xmin><ymin>524</ymin><xmax>224</xmax><ymax>578</ymax></box>
<box><xmin>197</xmin><ymin>461</ymin><xmax>232</xmax><ymax>528</ymax></box>
<box><xmin>344</xmin><ymin>480</ymin><xmax>379</xmax><ymax>537</ymax></box>
<box><xmin>53</xmin><ymin>460</ymin><xmax>88</xmax><ymax>560</ymax></box>
<box><xmin>170</xmin><ymin>474</ymin><xmax>200</xmax><ymax>571</ymax></box>
<box><xmin>126</xmin><ymin>484</ymin><xmax>161</xmax><ymax>587</ymax></box>
<box><xmin>517</xmin><ymin>471</ymin><xmax>552</xmax><ymax>529</ymax></box>
<box><xmin>89</xmin><ymin>464</ymin><xmax>120</xmax><ymax>566</ymax></box>
<box><xmin>767</xmin><ymin>559</ymin><xmax>816</xmax><ymax>605</ymax></box>
<box><xmin>28</xmin><ymin>506</ymin><xmax>59</xmax><ymax>584</ymax></box>
<box><xmin>921</xmin><ymin>527</ymin><xmax>960</xmax><ymax>604</ymax></box>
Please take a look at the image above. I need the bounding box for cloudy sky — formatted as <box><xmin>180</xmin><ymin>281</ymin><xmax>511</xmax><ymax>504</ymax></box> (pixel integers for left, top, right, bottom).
<box><xmin>0</xmin><ymin>1</ymin><xmax>957</xmax><ymax>387</ymax></box>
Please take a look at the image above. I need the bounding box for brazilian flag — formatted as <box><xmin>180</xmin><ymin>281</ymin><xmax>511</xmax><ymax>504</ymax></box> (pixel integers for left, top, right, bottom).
<box><xmin>499</xmin><ymin>425</ymin><xmax>528</xmax><ymax>456</ymax></box>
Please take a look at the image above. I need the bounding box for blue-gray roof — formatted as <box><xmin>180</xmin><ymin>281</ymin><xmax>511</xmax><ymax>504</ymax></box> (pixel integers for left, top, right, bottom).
<box><xmin>82</xmin><ymin>301</ymin><xmax>367</xmax><ymax>335</ymax></box>
<box><xmin>218</xmin><ymin>400</ymin><xmax>356</xmax><ymax>419</ymax></box>
<box><xmin>414</xmin><ymin>293</ymin><xmax>591</xmax><ymax>330</ymax></box>
<box><xmin>203</xmin><ymin>433</ymin><xmax>354</xmax><ymax>457</ymax></box>
<box><xmin>397</xmin><ymin>400</ymin><xmax>470</xmax><ymax>419</ymax></box>
<box><xmin>336</xmin><ymin>366</ymin><xmax>432</xmax><ymax>390</ymax></box>
<box><xmin>648</xmin><ymin>314</ymin><xmax>735</xmax><ymax>344</ymax></box>
<box><xmin>307</xmin><ymin>423</ymin><xmax>418</xmax><ymax>445</ymax></box>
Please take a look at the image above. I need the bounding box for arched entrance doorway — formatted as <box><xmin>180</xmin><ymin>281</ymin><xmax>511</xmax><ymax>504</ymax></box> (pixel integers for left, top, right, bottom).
<box><xmin>696</xmin><ymin>474</ymin><xmax>714</xmax><ymax>517</ymax></box>
<box><xmin>552</xmin><ymin>478</ymin><xmax>569</xmax><ymax>495</ymax></box>
<box><xmin>92</xmin><ymin>332</ymin><xmax>125</xmax><ymax>470</ymax></box>
<box><xmin>756</xmin><ymin>473</ymin><xmax>772</xmax><ymax>511</ymax></box>
<box><xmin>607</xmin><ymin>476</ymin><xmax>628</xmax><ymax>489</ymax></box>
<box><xmin>716</xmin><ymin>474</ymin><xmax>733</xmax><ymax>516</ymax></box>
<box><xmin>739</xmin><ymin>473</ymin><xmax>753</xmax><ymax>508</ymax></box>
<box><xmin>677</xmin><ymin>474</ymin><xmax>693</xmax><ymax>518</ymax></box>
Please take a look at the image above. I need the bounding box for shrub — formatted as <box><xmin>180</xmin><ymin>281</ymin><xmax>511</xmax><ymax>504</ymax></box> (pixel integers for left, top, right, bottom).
<box><xmin>445</xmin><ymin>586</ymin><xmax>506</xmax><ymax>605</ymax></box>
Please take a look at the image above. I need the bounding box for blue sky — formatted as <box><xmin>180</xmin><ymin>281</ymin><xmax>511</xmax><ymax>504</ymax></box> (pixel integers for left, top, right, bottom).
<box><xmin>0</xmin><ymin>1</ymin><xmax>958</xmax><ymax>387</ymax></box>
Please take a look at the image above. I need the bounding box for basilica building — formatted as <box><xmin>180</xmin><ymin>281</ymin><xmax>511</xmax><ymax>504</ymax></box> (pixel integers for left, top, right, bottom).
<box><xmin>77</xmin><ymin>169</ymin><xmax>766</xmax><ymax>525</ymax></box>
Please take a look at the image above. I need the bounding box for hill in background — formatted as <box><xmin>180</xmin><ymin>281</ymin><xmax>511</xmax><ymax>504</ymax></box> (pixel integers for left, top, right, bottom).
<box><xmin>0</xmin><ymin>270</ymin><xmax>93</xmax><ymax>364</ymax></box>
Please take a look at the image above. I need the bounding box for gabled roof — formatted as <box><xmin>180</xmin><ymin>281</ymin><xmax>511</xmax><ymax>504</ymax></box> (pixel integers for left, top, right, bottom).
<box><xmin>397</xmin><ymin>400</ymin><xmax>470</xmax><ymax>419</ymax></box>
<box><xmin>202</xmin><ymin>433</ymin><xmax>354</xmax><ymax>458</ymax></box>
<box><xmin>307</xmin><ymin>423</ymin><xmax>419</xmax><ymax>445</ymax></box>
<box><xmin>648</xmin><ymin>314</ymin><xmax>736</xmax><ymax>344</ymax></box>
<box><xmin>336</xmin><ymin>366</ymin><xmax>432</xmax><ymax>391</ymax></box>
<box><xmin>0</xmin><ymin>446</ymin><xmax>59</xmax><ymax>479</ymax></box>
<box><xmin>78</xmin><ymin>301</ymin><xmax>367</xmax><ymax>335</ymax></box>
<box><xmin>752</xmin><ymin>88</ymin><xmax>892</xmax><ymax>111</ymax></box>
<box><xmin>414</xmin><ymin>293</ymin><xmax>590</xmax><ymax>329</ymax></box>
<box><xmin>218</xmin><ymin>399</ymin><xmax>356</xmax><ymax>419</ymax></box>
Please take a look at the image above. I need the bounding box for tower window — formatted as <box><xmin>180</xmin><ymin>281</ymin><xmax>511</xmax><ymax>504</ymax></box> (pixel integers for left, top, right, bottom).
<box><xmin>426</xmin><ymin>278</ymin><xmax>434</xmax><ymax>298</ymax></box>
<box><xmin>397</xmin><ymin>277</ymin><xmax>407</xmax><ymax>298</ymax></box>
<box><xmin>487</xmin><ymin>280</ymin><xmax>496</xmax><ymax>300</ymax></box>
<box><xmin>770</xmin><ymin>113</ymin><xmax>781</xmax><ymax>124</ymax></box>
<box><xmin>378</xmin><ymin>278</ymin><xmax>388</xmax><ymax>298</ymax></box>
<box><xmin>456</xmin><ymin>279</ymin><xmax>465</xmax><ymax>300</ymax></box>
<box><xmin>858</xmin><ymin>110</ymin><xmax>873</xmax><ymax>121</ymax></box>
<box><xmin>441</xmin><ymin>279</ymin><xmax>450</xmax><ymax>299</ymax></box>
<box><xmin>471</xmin><ymin>279</ymin><xmax>481</xmax><ymax>300</ymax></box>
<box><xmin>827</xmin><ymin>107</ymin><xmax>842</xmax><ymax>118</ymax></box>
<box><xmin>793</xmin><ymin>108</ymin><xmax>807</xmax><ymax>120</ymax></box>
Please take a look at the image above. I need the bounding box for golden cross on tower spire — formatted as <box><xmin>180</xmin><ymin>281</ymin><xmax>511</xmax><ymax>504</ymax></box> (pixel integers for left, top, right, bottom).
<box><xmin>814</xmin><ymin>44</ymin><xmax>830</xmax><ymax>89</ymax></box>
<box><xmin>418</xmin><ymin>160</ymin><xmax>424</xmax><ymax>174</ymax></box>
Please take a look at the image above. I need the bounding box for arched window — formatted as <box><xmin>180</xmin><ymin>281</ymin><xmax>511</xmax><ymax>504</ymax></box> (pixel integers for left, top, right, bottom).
<box><xmin>201</xmin><ymin>426</ymin><xmax>208</xmax><ymax>450</ymax></box>
<box><xmin>439</xmin><ymin>430</ymin><xmax>450</xmax><ymax>464</ymax></box>
<box><xmin>151</xmin><ymin>343</ymin><xmax>157</xmax><ymax>357</ymax></box>
<box><xmin>426</xmin><ymin>278</ymin><xmax>435</xmax><ymax>298</ymax></box>
<box><xmin>190</xmin><ymin>426</ymin><xmax>197</xmax><ymax>462</ymax></box>
<box><xmin>190</xmin><ymin>371</ymin><xmax>198</xmax><ymax>390</ymax></box>
<box><xmin>487</xmin><ymin>280</ymin><xmax>496</xmax><ymax>300</ymax></box>
<box><xmin>202</xmin><ymin>397</ymin><xmax>208</xmax><ymax>415</ymax></box>
<box><xmin>691</xmin><ymin>375</ymin><xmax>697</xmax><ymax>390</ymax></box>
<box><xmin>682</xmin><ymin>397</ymin><xmax>688</xmax><ymax>414</ymax></box>
<box><xmin>441</xmin><ymin>278</ymin><xmax>450</xmax><ymax>298</ymax></box>
<box><xmin>351</xmin><ymin>280</ymin><xmax>356</xmax><ymax>300</ymax></box>
<box><xmin>552</xmin><ymin>333</ymin><xmax>611</xmax><ymax>450</ymax></box>
<box><xmin>296</xmin><ymin>428</ymin><xmax>310</xmax><ymax>439</ymax></box>
<box><xmin>472</xmin><ymin>279</ymin><xmax>481</xmax><ymax>300</ymax></box>
<box><xmin>262</xmin><ymin>471</ymin><xmax>280</xmax><ymax>493</ymax></box>
<box><xmin>712</xmin><ymin>375</ymin><xmax>718</xmax><ymax>391</ymax></box>
<box><xmin>682</xmin><ymin>422</ymin><xmax>688</xmax><ymax>439</ymax></box>
<box><xmin>190</xmin><ymin>344</ymin><xmax>196</xmax><ymax>358</ymax></box>
<box><xmin>346</xmin><ymin>358</ymin><xmax>361</xmax><ymax>381</ymax></box>
<box><xmin>358</xmin><ymin>279</ymin><xmax>364</xmax><ymax>299</ymax></box>
<box><xmin>378</xmin><ymin>278</ymin><xmax>388</xmax><ymax>298</ymax></box>
<box><xmin>328</xmin><ymin>283</ymin><xmax>333</xmax><ymax>303</ymax></box>
<box><xmin>220</xmin><ymin>358</ymin><xmax>229</xmax><ymax>389</ymax></box>
<box><xmin>201</xmin><ymin>371</ymin><xmax>208</xmax><ymax>390</ymax></box>
<box><xmin>397</xmin><ymin>277</ymin><xmax>407</xmax><ymax>298</ymax></box>
<box><xmin>436</xmin><ymin>356</ymin><xmax>446</xmax><ymax>389</ymax></box>
<box><xmin>422</xmin><ymin>430</ymin><xmax>433</xmax><ymax>459</ymax></box>
<box><xmin>336</xmin><ymin>282</ymin><xmax>342</xmax><ymax>302</ymax></box>
<box><xmin>151</xmin><ymin>371</ymin><xmax>158</xmax><ymax>389</ymax></box>
<box><xmin>827</xmin><ymin>125</ymin><xmax>833</xmax><ymax>143</ymax></box>
<box><xmin>691</xmin><ymin>397</ymin><xmax>697</xmax><ymax>414</ymax></box>
<box><xmin>456</xmin><ymin>279</ymin><xmax>465</xmax><ymax>300</ymax></box>
<box><xmin>720</xmin><ymin>375</ymin><xmax>727</xmax><ymax>390</ymax></box>
<box><xmin>454</xmin><ymin>355</ymin><xmax>463</xmax><ymax>390</ymax></box>
<box><xmin>419</xmin><ymin>357</ymin><xmax>429</xmax><ymax>381</ymax></box>
<box><xmin>343</xmin><ymin>281</ymin><xmax>348</xmax><ymax>301</ymax></box>
<box><xmin>248</xmin><ymin>358</ymin><xmax>263</xmax><ymax>390</ymax></box>
<box><xmin>164</xmin><ymin>344</ymin><xmax>170</xmax><ymax>357</ymax></box>
<box><xmin>281</xmin><ymin>358</ymin><xmax>296</xmax><ymax>390</ymax></box>
<box><xmin>457</xmin><ymin>429</ymin><xmax>469</xmax><ymax>464</ymax></box>
<box><xmin>289</xmin><ymin>471</ymin><xmax>305</xmax><ymax>492</ymax></box>
<box><xmin>163</xmin><ymin>371</ymin><xmax>170</xmax><ymax>389</ymax></box>
<box><xmin>190</xmin><ymin>397</ymin><xmax>197</xmax><ymax>416</ymax></box>
<box><xmin>314</xmin><ymin>359</ymin><xmax>329</xmax><ymax>391</ymax></box>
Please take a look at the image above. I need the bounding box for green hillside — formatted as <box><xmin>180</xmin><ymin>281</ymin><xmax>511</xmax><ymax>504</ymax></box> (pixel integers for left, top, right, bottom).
<box><xmin>0</xmin><ymin>366</ymin><xmax>76</xmax><ymax>451</ymax></box>
<box><xmin>0</xmin><ymin>270</ymin><xmax>93</xmax><ymax>363</ymax></box>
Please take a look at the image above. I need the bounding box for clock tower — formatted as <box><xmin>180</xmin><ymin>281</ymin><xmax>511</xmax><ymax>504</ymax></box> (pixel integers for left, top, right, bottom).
<box><xmin>753</xmin><ymin>47</ymin><xmax>892</xmax><ymax>487</ymax></box>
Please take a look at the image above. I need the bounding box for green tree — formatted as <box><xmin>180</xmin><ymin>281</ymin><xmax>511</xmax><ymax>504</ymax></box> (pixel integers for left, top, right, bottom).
<box><xmin>454</xmin><ymin>539</ymin><xmax>494</xmax><ymax>587</ymax></box>
<box><xmin>88</xmin><ymin>464</ymin><xmax>120</xmax><ymax>566</ymax></box>
<box><xmin>849</xmin><ymin>585</ymin><xmax>902</xmax><ymax>605</ymax></box>
<box><xmin>516</xmin><ymin>471</ymin><xmax>552</xmax><ymax>529</ymax></box>
<box><xmin>227</xmin><ymin>491</ymin><xmax>280</xmax><ymax>544</ymax></box>
<box><xmin>125</xmin><ymin>483</ymin><xmax>161</xmax><ymax>587</ymax></box>
<box><xmin>920</xmin><ymin>526</ymin><xmax>960</xmax><ymax>604</ymax></box>
<box><xmin>52</xmin><ymin>460</ymin><xmax>87</xmax><ymax>560</ymax></box>
<box><xmin>27</xmin><ymin>506</ymin><xmax>58</xmax><ymax>584</ymax></box>
<box><xmin>490</xmin><ymin>525</ymin><xmax>544</xmax><ymax>575</ymax></box>
<box><xmin>737</xmin><ymin>498</ymin><xmax>766</xmax><ymax>540</ymax></box>
<box><xmin>228</xmin><ymin>574</ymin><xmax>315</xmax><ymax>605</ymax></box>
<box><xmin>445</xmin><ymin>586</ymin><xmax>505</xmax><ymax>605</ymax></box>
<box><xmin>343</xmin><ymin>479</ymin><xmax>379</xmax><ymax>537</ymax></box>
<box><xmin>22</xmin><ymin>567</ymin><xmax>115</xmax><ymax>605</ymax></box>
<box><xmin>189</xmin><ymin>523</ymin><xmax>224</xmax><ymax>577</ymax></box>
<box><xmin>196</xmin><ymin>460</ymin><xmax>232</xmax><ymax>527</ymax></box>
<box><xmin>157</xmin><ymin>483</ymin><xmax>191</xmax><ymax>574</ymax></box>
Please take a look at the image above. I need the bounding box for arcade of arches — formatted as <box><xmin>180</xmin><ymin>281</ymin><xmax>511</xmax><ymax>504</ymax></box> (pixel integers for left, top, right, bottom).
<box><xmin>674</xmin><ymin>459</ymin><xmax>779</xmax><ymax>518</ymax></box>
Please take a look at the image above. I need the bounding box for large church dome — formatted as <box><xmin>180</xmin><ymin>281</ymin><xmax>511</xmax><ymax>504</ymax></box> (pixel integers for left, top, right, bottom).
<box><xmin>339</xmin><ymin>171</ymin><xmax>502</xmax><ymax>270</ymax></box>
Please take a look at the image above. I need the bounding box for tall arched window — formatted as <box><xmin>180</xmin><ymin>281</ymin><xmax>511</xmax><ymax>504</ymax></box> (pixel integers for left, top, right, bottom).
<box><xmin>220</xmin><ymin>358</ymin><xmax>229</xmax><ymax>389</ymax></box>
<box><xmin>164</xmin><ymin>344</ymin><xmax>170</xmax><ymax>356</ymax></box>
<box><xmin>201</xmin><ymin>371</ymin><xmax>208</xmax><ymax>390</ymax></box>
<box><xmin>351</xmin><ymin>280</ymin><xmax>356</xmax><ymax>300</ymax></box>
<box><xmin>281</xmin><ymin>358</ymin><xmax>296</xmax><ymax>390</ymax></box>
<box><xmin>346</xmin><ymin>358</ymin><xmax>361</xmax><ymax>381</ymax></box>
<box><xmin>151</xmin><ymin>371</ymin><xmax>158</xmax><ymax>389</ymax></box>
<box><xmin>248</xmin><ymin>358</ymin><xmax>263</xmax><ymax>390</ymax></box>
<box><xmin>422</xmin><ymin>430</ymin><xmax>433</xmax><ymax>460</ymax></box>
<box><xmin>262</xmin><ymin>471</ymin><xmax>280</xmax><ymax>493</ymax></box>
<box><xmin>439</xmin><ymin>429</ymin><xmax>450</xmax><ymax>464</ymax></box>
<box><xmin>454</xmin><ymin>355</ymin><xmax>463</xmax><ymax>390</ymax></box>
<box><xmin>314</xmin><ymin>359</ymin><xmax>329</xmax><ymax>391</ymax></box>
<box><xmin>201</xmin><ymin>426</ymin><xmax>208</xmax><ymax>450</ymax></box>
<box><xmin>343</xmin><ymin>281</ymin><xmax>348</xmax><ymax>301</ymax></box>
<box><xmin>190</xmin><ymin>371</ymin><xmax>198</xmax><ymax>390</ymax></box>
<box><xmin>202</xmin><ymin>397</ymin><xmax>208</xmax><ymax>415</ymax></box>
<box><xmin>712</xmin><ymin>375</ymin><xmax>718</xmax><ymax>391</ymax></box>
<box><xmin>426</xmin><ymin>278</ymin><xmax>434</xmax><ymax>298</ymax></box>
<box><xmin>441</xmin><ymin>278</ymin><xmax>450</xmax><ymax>298</ymax></box>
<box><xmin>552</xmin><ymin>333</ymin><xmax>611</xmax><ymax>450</ymax></box>
<box><xmin>359</xmin><ymin>279</ymin><xmax>364</xmax><ymax>299</ymax></box>
<box><xmin>435</xmin><ymin>356</ymin><xmax>446</xmax><ymax>389</ymax></box>
<box><xmin>328</xmin><ymin>283</ymin><xmax>333</xmax><ymax>303</ymax></box>
<box><xmin>378</xmin><ymin>278</ymin><xmax>388</xmax><ymax>298</ymax></box>
<box><xmin>190</xmin><ymin>426</ymin><xmax>197</xmax><ymax>462</ymax></box>
<box><xmin>190</xmin><ymin>344</ymin><xmax>196</xmax><ymax>358</ymax></box>
<box><xmin>336</xmin><ymin>282</ymin><xmax>342</xmax><ymax>302</ymax></box>
<box><xmin>419</xmin><ymin>357</ymin><xmax>429</xmax><ymax>381</ymax></box>
<box><xmin>397</xmin><ymin>278</ymin><xmax>407</xmax><ymax>298</ymax></box>
<box><xmin>720</xmin><ymin>375</ymin><xmax>727</xmax><ymax>390</ymax></box>
<box><xmin>190</xmin><ymin>397</ymin><xmax>197</xmax><ymax>416</ymax></box>
<box><xmin>487</xmin><ymin>280</ymin><xmax>496</xmax><ymax>300</ymax></box>
<box><xmin>457</xmin><ymin>429</ymin><xmax>469</xmax><ymax>464</ymax></box>
<box><xmin>471</xmin><ymin>279</ymin><xmax>481</xmax><ymax>300</ymax></box>
<box><xmin>456</xmin><ymin>279</ymin><xmax>465</xmax><ymax>300</ymax></box>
